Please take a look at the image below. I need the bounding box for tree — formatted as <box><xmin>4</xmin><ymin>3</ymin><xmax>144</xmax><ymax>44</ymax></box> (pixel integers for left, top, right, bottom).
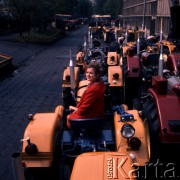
<box><xmin>10</xmin><ymin>0</ymin><xmax>54</xmax><ymax>34</ymax></box>
<box><xmin>53</xmin><ymin>0</ymin><xmax>78</xmax><ymax>15</ymax></box>
<box><xmin>53</xmin><ymin>0</ymin><xmax>93</xmax><ymax>17</ymax></box>
<box><xmin>10</xmin><ymin>0</ymin><xmax>31</xmax><ymax>35</ymax></box>
<box><xmin>94</xmin><ymin>0</ymin><xmax>123</xmax><ymax>17</ymax></box>
<box><xmin>103</xmin><ymin>0</ymin><xmax>123</xmax><ymax>18</ymax></box>
<box><xmin>94</xmin><ymin>0</ymin><xmax>104</xmax><ymax>14</ymax></box>
<box><xmin>77</xmin><ymin>0</ymin><xmax>93</xmax><ymax>17</ymax></box>
<box><xmin>8</xmin><ymin>0</ymin><xmax>93</xmax><ymax>37</ymax></box>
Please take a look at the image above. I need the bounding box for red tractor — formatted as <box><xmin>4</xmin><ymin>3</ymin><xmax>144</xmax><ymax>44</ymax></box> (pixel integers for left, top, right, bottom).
<box><xmin>120</xmin><ymin>26</ymin><xmax>180</xmax><ymax>163</ymax></box>
<box><xmin>137</xmin><ymin>48</ymin><xmax>180</xmax><ymax>161</ymax></box>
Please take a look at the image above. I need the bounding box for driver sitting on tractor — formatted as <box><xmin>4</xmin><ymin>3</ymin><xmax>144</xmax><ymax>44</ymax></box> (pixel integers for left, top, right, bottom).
<box><xmin>67</xmin><ymin>61</ymin><xmax>106</xmax><ymax>129</ymax></box>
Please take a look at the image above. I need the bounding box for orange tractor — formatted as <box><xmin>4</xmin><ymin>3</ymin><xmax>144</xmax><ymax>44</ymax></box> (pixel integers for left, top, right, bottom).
<box><xmin>14</xmin><ymin>26</ymin><xmax>152</xmax><ymax>180</ymax></box>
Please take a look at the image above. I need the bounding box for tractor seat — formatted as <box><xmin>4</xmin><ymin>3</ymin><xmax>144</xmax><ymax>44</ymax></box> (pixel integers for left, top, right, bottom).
<box><xmin>69</xmin><ymin>118</ymin><xmax>104</xmax><ymax>130</ymax></box>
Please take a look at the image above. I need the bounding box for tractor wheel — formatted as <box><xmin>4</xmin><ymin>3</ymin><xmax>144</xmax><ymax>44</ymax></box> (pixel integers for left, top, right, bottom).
<box><xmin>122</xmin><ymin>57</ymin><xmax>128</xmax><ymax>77</ymax></box>
<box><xmin>142</xmin><ymin>97</ymin><xmax>161</xmax><ymax>162</ymax></box>
<box><xmin>24</xmin><ymin>167</ymin><xmax>59</xmax><ymax>180</ymax></box>
<box><xmin>132</xmin><ymin>98</ymin><xmax>142</xmax><ymax>111</ymax></box>
<box><xmin>62</xmin><ymin>87</ymin><xmax>76</xmax><ymax>109</ymax></box>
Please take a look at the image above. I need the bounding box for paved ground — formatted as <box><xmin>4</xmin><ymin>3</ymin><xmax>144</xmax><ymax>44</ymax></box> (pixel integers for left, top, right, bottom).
<box><xmin>0</xmin><ymin>25</ymin><xmax>88</xmax><ymax>180</ymax></box>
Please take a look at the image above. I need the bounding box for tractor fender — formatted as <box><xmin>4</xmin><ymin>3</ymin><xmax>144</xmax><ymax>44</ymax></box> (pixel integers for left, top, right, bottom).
<box><xmin>167</xmin><ymin>53</ymin><xmax>180</xmax><ymax>75</ymax></box>
<box><xmin>114</xmin><ymin>110</ymin><xmax>150</xmax><ymax>166</ymax></box>
<box><xmin>55</xmin><ymin>105</ymin><xmax>64</xmax><ymax>126</ymax></box>
<box><xmin>21</xmin><ymin>112</ymin><xmax>61</xmax><ymax>167</ymax></box>
<box><xmin>148</xmin><ymin>88</ymin><xmax>180</xmax><ymax>143</ymax></box>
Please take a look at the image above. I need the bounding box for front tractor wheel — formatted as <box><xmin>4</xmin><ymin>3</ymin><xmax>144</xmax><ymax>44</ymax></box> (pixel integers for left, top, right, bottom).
<box><xmin>142</xmin><ymin>98</ymin><xmax>161</xmax><ymax>162</ymax></box>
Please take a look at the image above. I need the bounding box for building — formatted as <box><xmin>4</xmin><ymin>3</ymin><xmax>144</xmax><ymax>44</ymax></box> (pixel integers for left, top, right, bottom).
<box><xmin>122</xmin><ymin>0</ymin><xmax>180</xmax><ymax>39</ymax></box>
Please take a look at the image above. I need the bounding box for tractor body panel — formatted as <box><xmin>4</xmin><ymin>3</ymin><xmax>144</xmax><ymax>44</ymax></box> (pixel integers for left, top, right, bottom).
<box><xmin>107</xmin><ymin>52</ymin><xmax>118</xmax><ymax>65</ymax></box>
<box><xmin>114</xmin><ymin>110</ymin><xmax>150</xmax><ymax>166</ymax></box>
<box><xmin>62</xmin><ymin>66</ymin><xmax>80</xmax><ymax>88</ymax></box>
<box><xmin>21</xmin><ymin>113</ymin><xmax>60</xmax><ymax>167</ymax></box>
<box><xmin>166</xmin><ymin>53</ymin><xmax>180</xmax><ymax>75</ymax></box>
<box><xmin>126</xmin><ymin>55</ymin><xmax>140</xmax><ymax>77</ymax></box>
<box><xmin>148</xmin><ymin>88</ymin><xmax>180</xmax><ymax>143</ymax></box>
<box><xmin>71</xmin><ymin>152</ymin><xmax>136</xmax><ymax>180</ymax></box>
<box><xmin>108</xmin><ymin>66</ymin><xmax>123</xmax><ymax>87</ymax></box>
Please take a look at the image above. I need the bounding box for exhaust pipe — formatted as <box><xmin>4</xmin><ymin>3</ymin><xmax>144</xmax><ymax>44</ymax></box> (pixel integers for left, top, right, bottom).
<box><xmin>11</xmin><ymin>152</ymin><xmax>25</xmax><ymax>180</ymax></box>
<box><xmin>158</xmin><ymin>18</ymin><xmax>164</xmax><ymax>76</ymax></box>
<box><xmin>115</xmin><ymin>29</ymin><xmax>117</xmax><ymax>41</ymax></box>
<box><xmin>90</xmin><ymin>32</ymin><xmax>93</xmax><ymax>48</ymax></box>
<box><xmin>84</xmin><ymin>36</ymin><xmax>87</xmax><ymax>61</ymax></box>
<box><xmin>69</xmin><ymin>50</ymin><xmax>75</xmax><ymax>91</ymax></box>
<box><xmin>144</xmin><ymin>26</ymin><xmax>147</xmax><ymax>38</ymax></box>
<box><xmin>137</xmin><ymin>32</ymin><xmax>140</xmax><ymax>55</ymax></box>
<box><xmin>84</xmin><ymin>36</ymin><xmax>87</xmax><ymax>52</ymax></box>
<box><xmin>158</xmin><ymin>53</ymin><xmax>164</xmax><ymax>76</ymax></box>
<box><xmin>124</xmin><ymin>30</ymin><xmax>128</xmax><ymax>45</ymax></box>
<box><xmin>88</xmin><ymin>30</ymin><xmax>91</xmax><ymax>44</ymax></box>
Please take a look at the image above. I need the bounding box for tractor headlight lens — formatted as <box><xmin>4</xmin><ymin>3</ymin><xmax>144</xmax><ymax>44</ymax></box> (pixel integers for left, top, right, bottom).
<box><xmin>129</xmin><ymin>137</ymin><xmax>141</xmax><ymax>150</ymax></box>
<box><xmin>65</xmin><ymin>75</ymin><xmax>70</xmax><ymax>81</ymax></box>
<box><xmin>121</xmin><ymin>124</ymin><xmax>135</xmax><ymax>138</ymax></box>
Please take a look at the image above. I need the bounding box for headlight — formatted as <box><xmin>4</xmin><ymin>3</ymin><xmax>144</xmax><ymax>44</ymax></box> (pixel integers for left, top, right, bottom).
<box><xmin>65</xmin><ymin>75</ymin><xmax>70</xmax><ymax>81</ymax></box>
<box><xmin>121</xmin><ymin>124</ymin><xmax>135</xmax><ymax>138</ymax></box>
<box><xmin>110</xmin><ymin>56</ymin><xmax>115</xmax><ymax>61</ymax></box>
<box><xmin>21</xmin><ymin>137</ymin><xmax>38</xmax><ymax>155</ymax></box>
<box><xmin>129</xmin><ymin>137</ymin><xmax>141</xmax><ymax>150</ymax></box>
<box><xmin>113</xmin><ymin>73</ymin><xmax>119</xmax><ymax>80</ymax></box>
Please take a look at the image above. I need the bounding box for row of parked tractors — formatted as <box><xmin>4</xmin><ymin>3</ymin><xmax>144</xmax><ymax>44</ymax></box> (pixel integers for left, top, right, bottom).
<box><xmin>13</xmin><ymin>21</ymin><xmax>180</xmax><ymax>180</ymax></box>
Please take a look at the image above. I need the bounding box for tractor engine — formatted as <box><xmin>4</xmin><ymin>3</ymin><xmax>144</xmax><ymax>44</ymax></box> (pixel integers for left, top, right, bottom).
<box><xmin>140</xmin><ymin>52</ymin><xmax>159</xmax><ymax>83</ymax></box>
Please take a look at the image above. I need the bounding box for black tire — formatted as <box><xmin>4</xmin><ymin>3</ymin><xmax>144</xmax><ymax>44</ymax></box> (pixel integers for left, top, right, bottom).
<box><xmin>24</xmin><ymin>167</ymin><xmax>58</xmax><ymax>180</ymax></box>
<box><xmin>59</xmin><ymin>154</ymin><xmax>74</xmax><ymax>180</ymax></box>
<box><xmin>142</xmin><ymin>97</ymin><xmax>161</xmax><ymax>162</ymax></box>
<box><xmin>62</xmin><ymin>87</ymin><xmax>76</xmax><ymax>108</ymax></box>
<box><xmin>132</xmin><ymin>98</ymin><xmax>142</xmax><ymax>111</ymax></box>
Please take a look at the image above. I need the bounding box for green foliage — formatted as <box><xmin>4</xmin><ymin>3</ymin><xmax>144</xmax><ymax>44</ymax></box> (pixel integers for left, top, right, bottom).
<box><xmin>94</xmin><ymin>0</ymin><xmax>105</xmax><ymax>14</ymax></box>
<box><xmin>94</xmin><ymin>0</ymin><xmax>123</xmax><ymax>18</ymax></box>
<box><xmin>77</xmin><ymin>0</ymin><xmax>93</xmax><ymax>17</ymax></box>
<box><xmin>54</xmin><ymin>0</ymin><xmax>92</xmax><ymax>17</ymax></box>
<box><xmin>10</xmin><ymin>0</ymin><xmax>53</xmax><ymax>31</ymax></box>
<box><xmin>8</xmin><ymin>0</ymin><xmax>93</xmax><ymax>38</ymax></box>
<box><xmin>103</xmin><ymin>0</ymin><xmax>123</xmax><ymax>18</ymax></box>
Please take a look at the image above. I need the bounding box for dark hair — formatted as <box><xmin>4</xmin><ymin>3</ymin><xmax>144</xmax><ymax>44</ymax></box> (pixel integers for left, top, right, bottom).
<box><xmin>86</xmin><ymin>61</ymin><xmax>102</xmax><ymax>80</ymax></box>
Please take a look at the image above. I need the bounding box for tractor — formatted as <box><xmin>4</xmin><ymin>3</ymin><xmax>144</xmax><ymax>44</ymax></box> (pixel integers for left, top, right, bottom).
<box><xmin>14</xmin><ymin>25</ymin><xmax>152</xmax><ymax>180</ymax></box>
<box><xmin>130</xmin><ymin>36</ymin><xmax>180</xmax><ymax>162</ymax></box>
<box><xmin>117</xmin><ymin>25</ymin><xmax>180</xmax><ymax>165</ymax></box>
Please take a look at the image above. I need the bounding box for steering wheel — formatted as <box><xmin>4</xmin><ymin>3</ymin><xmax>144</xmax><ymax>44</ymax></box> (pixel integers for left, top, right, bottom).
<box><xmin>75</xmin><ymin>84</ymin><xmax>88</xmax><ymax>103</ymax></box>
